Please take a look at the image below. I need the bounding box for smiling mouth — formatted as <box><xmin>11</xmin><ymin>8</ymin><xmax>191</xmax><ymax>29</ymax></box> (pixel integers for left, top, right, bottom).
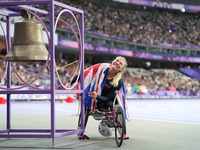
<box><xmin>113</xmin><ymin>64</ymin><xmax>119</xmax><ymax>68</ymax></box>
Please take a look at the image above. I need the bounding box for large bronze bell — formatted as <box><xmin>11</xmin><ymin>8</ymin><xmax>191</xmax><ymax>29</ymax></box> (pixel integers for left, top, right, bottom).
<box><xmin>4</xmin><ymin>10</ymin><xmax>48</xmax><ymax>62</ymax></box>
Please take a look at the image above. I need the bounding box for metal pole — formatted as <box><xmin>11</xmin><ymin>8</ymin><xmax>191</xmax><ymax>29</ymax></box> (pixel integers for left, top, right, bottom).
<box><xmin>80</xmin><ymin>12</ymin><xmax>85</xmax><ymax>131</ymax></box>
<box><xmin>49</xmin><ymin>0</ymin><xmax>55</xmax><ymax>147</ymax></box>
<box><xmin>6</xmin><ymin>16</ymin><xmax>11</xmax><ymax>133</ymax></box>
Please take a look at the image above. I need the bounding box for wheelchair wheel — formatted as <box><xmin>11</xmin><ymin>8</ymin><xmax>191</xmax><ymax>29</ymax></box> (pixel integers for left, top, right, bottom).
<box><xmin>115</xmin><ymin>106</ymin><xmax>125</xmax><ymax>147</ymax></box>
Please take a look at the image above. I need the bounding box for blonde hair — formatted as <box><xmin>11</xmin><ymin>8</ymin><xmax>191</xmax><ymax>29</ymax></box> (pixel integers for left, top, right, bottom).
<box><xmin>110</xmin><ymin>56</ymin><xmax>127</xmax><ymax>87</ymax></box>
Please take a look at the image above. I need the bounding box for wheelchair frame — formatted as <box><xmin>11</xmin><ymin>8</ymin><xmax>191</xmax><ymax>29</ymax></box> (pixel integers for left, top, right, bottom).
<box><xmin>91</xmin><ymin>95</ymin><xmax>126</xmax><ymax>147</ymax></box>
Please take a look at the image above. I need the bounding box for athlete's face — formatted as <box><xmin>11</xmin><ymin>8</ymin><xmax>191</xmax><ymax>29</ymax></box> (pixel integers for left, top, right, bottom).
<box><xmin>111</xmin><ymin>57</ymin><xmax>126</xmax><ymax>72</ymax></box>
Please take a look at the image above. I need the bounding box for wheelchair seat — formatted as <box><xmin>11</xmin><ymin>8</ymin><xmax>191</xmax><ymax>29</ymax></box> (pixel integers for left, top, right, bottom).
<box><xmin>92</xmin><ymin>109</ymin><xmax>105</xmax><ymax>120</ymax></box>
<box><xmin>92</xmin><ymin>95</ymin><xmax>119</xmax><ymax>121</ymax></box>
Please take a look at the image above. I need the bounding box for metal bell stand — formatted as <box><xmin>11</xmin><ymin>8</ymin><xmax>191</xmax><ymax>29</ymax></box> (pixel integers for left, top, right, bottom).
<box><xmin>0</xmin><ymin>0</ymin><xmax>85</xmax><ymax>147</ymax></box>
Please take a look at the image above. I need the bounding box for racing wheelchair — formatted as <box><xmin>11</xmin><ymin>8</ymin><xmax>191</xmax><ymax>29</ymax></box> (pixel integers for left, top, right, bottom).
<box><xmin>78</xmin><ymin>95</ymin><xmax>126</xmax><ymax>147</ymax></box>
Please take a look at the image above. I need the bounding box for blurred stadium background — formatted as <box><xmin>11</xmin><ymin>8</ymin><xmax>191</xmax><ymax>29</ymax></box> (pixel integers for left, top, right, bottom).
<box><xmin>1</xmin><ymin>2</ymin><xmax>200</xmax><ymax>149</ymax></box>
<box><xmin>0</xmin><ymin>0</ymin><xmax>200</xmax><ymax>100</ymax></box>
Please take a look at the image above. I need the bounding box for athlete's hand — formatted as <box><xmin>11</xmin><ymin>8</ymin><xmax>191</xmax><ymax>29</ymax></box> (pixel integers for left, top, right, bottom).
<box><xmin>88</xmin><ymin>91</ymin><xmax>97</xmax><ymax>99</ymax></box>
<box><xmin>65</xmin><ymin>83</ymin><xmax>71</xmax><ymax>88</ymax></box>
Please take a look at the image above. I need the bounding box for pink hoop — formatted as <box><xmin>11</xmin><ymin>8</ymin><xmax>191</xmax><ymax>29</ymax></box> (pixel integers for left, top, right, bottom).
<box><xmin>54</xmin><ymin>18</ymin><xmax>81</xmax><ymax>89</ymax></box>
<box><xmin>54</xmin><ymin>9</ymin><xmax>82</xmax><ymax>90</ymax></box>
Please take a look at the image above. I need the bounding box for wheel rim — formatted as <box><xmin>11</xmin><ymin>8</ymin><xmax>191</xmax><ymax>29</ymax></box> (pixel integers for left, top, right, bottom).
<box><xmin>115</xmin><ymin>107</ymin><xmax>125</xmax><ymax>147</ymax></box>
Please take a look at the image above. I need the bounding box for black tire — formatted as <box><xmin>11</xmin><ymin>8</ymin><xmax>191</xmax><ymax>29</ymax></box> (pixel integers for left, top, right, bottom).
<box><xmin>115</xmin><ymin>106</ymin><xmax>125</xmax><ymax>147</ymax></box>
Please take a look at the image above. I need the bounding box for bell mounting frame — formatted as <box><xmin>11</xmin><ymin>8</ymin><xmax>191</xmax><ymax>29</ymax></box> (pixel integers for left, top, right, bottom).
<box><xmin>0</xmin><ymin>0</ymin><xmax>85</xmax><ymax>148</ymax></box>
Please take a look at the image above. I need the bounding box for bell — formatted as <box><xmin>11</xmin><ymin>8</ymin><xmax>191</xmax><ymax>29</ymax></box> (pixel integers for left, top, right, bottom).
<box><xmin>4</xmin><ymin>10</ymin><xmax>48</xmax><ymax>62</ymax></box>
